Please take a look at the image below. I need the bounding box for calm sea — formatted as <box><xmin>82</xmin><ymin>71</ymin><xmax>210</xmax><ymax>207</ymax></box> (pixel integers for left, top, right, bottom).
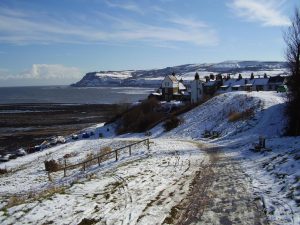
<box><xmin>0</xmin><ymin>86</ymin><xmax>154</xmax><ymax>104</ymax></box>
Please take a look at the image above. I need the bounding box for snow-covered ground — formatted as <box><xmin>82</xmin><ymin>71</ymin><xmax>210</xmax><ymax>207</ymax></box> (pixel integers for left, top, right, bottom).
<box><xmin>0</xmin><ymin>91</ymin><xmax>299</xmax><ymax>225</ymax></box>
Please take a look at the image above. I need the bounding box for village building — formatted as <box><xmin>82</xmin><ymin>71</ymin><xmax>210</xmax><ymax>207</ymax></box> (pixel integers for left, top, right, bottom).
<box><xmin>160</xmin><ymin>73</ymin><xmax>187</xmax><ymax>101</ymax></box>
<box><xmin>253</xmin><ymin>78</ymin><xmax>269</xmax><ymax>91</ymax></box>
<box><xmin>268</xmin><ymin>75</ymin><xmax>287</xmax><ymax>91</ymax></box>
<box><xmin>190</xmin><ymin>73</ymin><xmax>204</xmax><ymax>103</ymax></box>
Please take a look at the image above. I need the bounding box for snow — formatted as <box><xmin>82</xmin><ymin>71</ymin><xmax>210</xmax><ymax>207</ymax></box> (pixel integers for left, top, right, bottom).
<box><xmin>0</xmin><ymin>90</ymin><xmax>299</xmax><ymax>225</ymax></box>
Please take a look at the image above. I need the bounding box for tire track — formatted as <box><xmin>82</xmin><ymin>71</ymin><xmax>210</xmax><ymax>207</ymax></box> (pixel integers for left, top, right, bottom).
<box><xmin>112</xmin><ymin>173</ymin><xmax>133</xmax><ymax>225</ymax></box>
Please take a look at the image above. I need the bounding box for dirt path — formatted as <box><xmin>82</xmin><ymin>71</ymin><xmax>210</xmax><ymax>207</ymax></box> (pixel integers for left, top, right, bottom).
<box><xmin>171</xmin><ymin>145</ymin><xmax>269</xmax><ymax>225</ymax></box>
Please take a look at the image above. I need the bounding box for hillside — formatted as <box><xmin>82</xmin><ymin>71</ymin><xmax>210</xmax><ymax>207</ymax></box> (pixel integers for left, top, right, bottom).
<box><xmin>72</xmin><ymin>61</ymin><xmax>288</xmax><ymax>87</ymax></box>
<box><xmin>0</xmin><ymin>91</ymin><xmax>299</xmax><ymax>225</ymax></box>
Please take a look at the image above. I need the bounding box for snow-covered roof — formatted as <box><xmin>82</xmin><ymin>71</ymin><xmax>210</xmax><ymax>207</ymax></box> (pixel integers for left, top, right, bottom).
<box><xmin>204</xmin><ymin>80</ymin><xmax>217</xmax><ymax>86</ymax></box>
<box><xmin>150</xmin><ymin>92</ymin><xmax>162</xmax><ymax>96</ymax></box>
<box><xmin>167</xmin><ymin>75</ymin><xmax>178</xmax><ymax>82</ymax></box>
<box><xmin>254</xmin><ymin>78</ymin><xmax>269</xmax><ymax>85</ymax></box>
<box><xmin>179</xmin><ymin>82</ymin><xmax>186</xmax><ymax>90</ymax></box>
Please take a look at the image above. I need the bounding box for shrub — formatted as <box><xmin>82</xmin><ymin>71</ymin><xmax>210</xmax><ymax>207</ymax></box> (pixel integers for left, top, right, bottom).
<box><xmin>44</xmin><ymin>159</ymin><xmax>62</xmax><ymax>172</ymax></box>
<box><xmin>117</xmin><ymin>99</ymin><xmax>165</xmax><ymax>134</ymax></box>
<box><xmin>228</xmin><ymin>108</ymin><xmax>254</xmax><ymax>122</ymax></box>
<box><xmin>84</xmin><ymin>153</ymin><xmax>95</xmax><ymax>167</ymax></box>
<box><xmin>0</xmin><ymin>168</ymin><xmax>8</xmax><ymax>175</ymax></box>
<box><xmin>78</xmin><ymin>218</ymin><xmax>99</xmax><ymax>225</ymax></box>
<box><xmin>163</xmin><ymin>116</ymin><xmax>181</xmax><ymax>131</ymax></box>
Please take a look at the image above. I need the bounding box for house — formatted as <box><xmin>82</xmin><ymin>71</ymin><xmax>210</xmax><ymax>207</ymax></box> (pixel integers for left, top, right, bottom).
<box><xmin>190</xmin><ymin>73</ymin><xmax>204</xmax><ymax>103</ymax></box>
<box><xmin>161</xmin><ymin>73</ymin><xmax>186</xmax><ymax>101</ymax></box>
<box><xmin>268</xmin><ymin>75</ymin><xmax>286</xmax><ymax>91</ymax></box>
<box><xmin>203</xmin><ymin>74</ymin><xmax>223</xmax><ymax>95</ymax></box>
<box><xmin>253</xmin><ymin>78</ymin><xmax>269</xmax><ymax>91</ymax></box>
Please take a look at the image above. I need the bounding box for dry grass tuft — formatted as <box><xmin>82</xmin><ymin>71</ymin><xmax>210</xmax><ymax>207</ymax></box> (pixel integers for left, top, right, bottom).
<box><xmin>5</xmin><ymin>186</ymin><xmax>65</xmax><ymax>208</ymax></box>
<box><xmin>44</xmin><ymin>160</ymin><xmax>62</xmax><ymax>172</ymax></box>
<box><xmin>228</xmin><ymin>108</ymin><xmax>254</xmax><ymax>122</ymax></box>
<box><xmin>0</xmin><ymin>168</ymin><xmax>8</xmax><ymax>175</ymax></box>
<box><xmin>163</xmin><ymin>116</ymin><xmax>182</xmax><ymax>131</ymax></box>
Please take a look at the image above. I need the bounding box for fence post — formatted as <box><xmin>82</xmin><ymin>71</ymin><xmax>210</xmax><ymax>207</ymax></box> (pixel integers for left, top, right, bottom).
<box><xmin>129</xmin><ymin>146</ymin><xmax>131</xmax><ymax>156</ymax></box>
<box><xmin>83</xmin><ymin>162</ymin><xmax>86</xmax><ymax>171</ymax></box>
<box><xmin>98</xmin><ymin>156</ymin><xmax>100</xmax><ymax>166</ymax></box>
<box><xmin>64</xmin><ymin>159</ymin><xmax>67</xmax><ymax>177</ymax></box>
<box><xmin>147</xmin><ymin>139</ymin><xmax>150</xmax><ymax>151</ymax></box>
<box><xmin>48</xmin><ymin>172</ymin><xmax>52</xmax><ymax>181</ymax></box>
<box><xmin>115</xmin><ymin>150</ymin><xmax>118</xmax><ymax>161</ymax></box>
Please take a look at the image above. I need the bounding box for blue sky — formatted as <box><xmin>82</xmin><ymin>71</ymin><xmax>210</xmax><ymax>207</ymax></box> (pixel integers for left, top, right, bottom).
<box><xmin>0</xmin><ymin>0</ymin><xmax>298</xmax><ymax>86</ymax></box>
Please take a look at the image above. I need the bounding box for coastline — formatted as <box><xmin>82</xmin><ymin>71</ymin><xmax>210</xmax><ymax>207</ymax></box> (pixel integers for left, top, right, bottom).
<box><xmin>0</xmin><ymin>103</ymin><xmax>124</xmax><ymax>154</ymax></box>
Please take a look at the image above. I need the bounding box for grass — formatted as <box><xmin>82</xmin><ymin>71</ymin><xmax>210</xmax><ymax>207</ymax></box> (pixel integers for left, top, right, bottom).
<box><xmin>44</xmin><ymin>159</ymin><xmax>63</xmax><ymax>172</ymax></box>
<box><xmin>163</xmin><ymin>116</ymin><xmax>182</xmax><ymax>131</ymax></box>
<box><xmin>77</xmin><ymin>218</ymin><xmax>99</xmax><ymax>225</ymax></box>
<box><xmin>228</xmin><ymin>108</ymin><xmax>254</xmax><ymax>122</ymax></box>
<box><xmin>0</xmin><ymin>168</ymin><xmax>8</xmax><ymax>175</ymax></box>
<box><xmin>3</xmin><ymin>186</ymin><xmax>66</xmax><ymax>209</ymax></box>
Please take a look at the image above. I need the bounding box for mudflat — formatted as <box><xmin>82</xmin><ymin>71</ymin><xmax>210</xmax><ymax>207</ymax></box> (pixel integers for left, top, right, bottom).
<box><xmin>0</xmin><ymin>103</ymin><xmax>124</xmax><ymax>153</ymax></box>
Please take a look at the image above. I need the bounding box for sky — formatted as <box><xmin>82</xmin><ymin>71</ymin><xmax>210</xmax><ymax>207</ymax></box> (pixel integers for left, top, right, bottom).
<box><xmin>0</xmin><ymin>0</ymin><xmax>298</xmax><ymax>87</ymax></box>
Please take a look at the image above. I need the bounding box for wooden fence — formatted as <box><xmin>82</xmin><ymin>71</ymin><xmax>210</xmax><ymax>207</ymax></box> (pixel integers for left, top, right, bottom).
<box><xmin>47</xmin><ymin>138</ymin><xmax>150</xmax><ymax>179</ymax></box>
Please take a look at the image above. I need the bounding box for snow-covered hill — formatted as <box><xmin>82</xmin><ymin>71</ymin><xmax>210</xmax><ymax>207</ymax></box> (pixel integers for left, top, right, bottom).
<box><xmin>72</xmin><ymin>61</ymin><xmax>288</xmax><ymax>87</ymax></box>
<box><xmin>0</xmin><ymin>91</ymin><xmax>299</xmax><ymax>225</ymax></box>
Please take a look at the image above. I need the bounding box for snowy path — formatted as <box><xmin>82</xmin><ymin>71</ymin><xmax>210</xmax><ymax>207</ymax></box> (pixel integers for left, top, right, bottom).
<box><xmin>0</xmin><ymin>138</ymin><xmax>284</xmax><ymax>225</ymax></box>
<box><xmin>162</xmin><ymin>144</ymin><xmax>269</xmax><ymax>225</ymax></box>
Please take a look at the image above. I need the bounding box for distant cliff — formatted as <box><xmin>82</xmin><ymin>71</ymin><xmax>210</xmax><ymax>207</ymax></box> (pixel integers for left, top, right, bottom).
<box><xmin>71</xmin><ymin>61</ymin><xmax>288</xmax><ymax>87</ymax></box>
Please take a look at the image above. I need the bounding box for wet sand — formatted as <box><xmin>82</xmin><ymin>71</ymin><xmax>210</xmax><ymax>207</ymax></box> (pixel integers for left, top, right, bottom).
<box><xmin>0</xmin><ymin>103</ymin><xmax>124</xmax><ymax>153</ymax></box>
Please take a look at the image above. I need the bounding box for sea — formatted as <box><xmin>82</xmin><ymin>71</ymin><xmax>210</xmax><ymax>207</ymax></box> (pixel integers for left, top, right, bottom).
<box><xmin>0</xmin><ymin>86</ymin><xmax>155</xmax><ymax>104</ymax></box>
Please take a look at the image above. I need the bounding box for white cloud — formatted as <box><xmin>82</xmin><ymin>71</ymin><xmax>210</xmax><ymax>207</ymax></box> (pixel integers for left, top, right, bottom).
<box><xmin>104</xmin><ymin>0</ymin><xmax>143</xmax><ymax>14</ymax></box>
<box><xmin>0</xmin><ymin>64</ymin><xmax>82</xmax><ymax>80</ymax></box>
<box><xmin>0</xmin><ymin>5</ymin><xmax>218</xmax><ymax>47</ymax></box>
<box><xmin>228</xmin><ymin>0</ymin><xmax>290</xmax><ymax>26</ymax></box>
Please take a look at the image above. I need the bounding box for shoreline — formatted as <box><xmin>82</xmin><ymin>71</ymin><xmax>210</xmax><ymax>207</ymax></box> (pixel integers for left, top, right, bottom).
<box><xmin>0</xmin><ymin>103</ymin><xmax>125</xmax><ymax>154</ymax></box>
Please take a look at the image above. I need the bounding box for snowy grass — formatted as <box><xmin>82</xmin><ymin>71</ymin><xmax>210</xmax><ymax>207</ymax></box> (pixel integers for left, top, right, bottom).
<box><xmin>0</xmin><ymin>91</ymin><xmax>298</xmax><ymax>225</ymax></box>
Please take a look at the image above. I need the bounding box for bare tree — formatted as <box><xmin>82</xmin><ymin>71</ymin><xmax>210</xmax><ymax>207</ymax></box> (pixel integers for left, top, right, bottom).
<box><xmin>284</xmin><ymin>8</ymin><xmax>300</xmax><ymax>135</ymax></box>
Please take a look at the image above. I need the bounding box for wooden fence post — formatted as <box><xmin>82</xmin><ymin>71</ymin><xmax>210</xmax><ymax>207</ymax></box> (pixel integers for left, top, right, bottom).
<box><xmin>115</xmin><ymin>150</ymin><xmax>118</xmax><ymax>161</ymax></box>
<box><xmin>64</xmin><ymin>159</ymin><xmax>67</xmax><ymax>177</ymax></box>
<box><xmin>98</xmin><ymin>156</ymin><xmax>100</xmax><ymax>166</ymax></box>
<box><xmin>147</xmin><ymin>139</ymin><xmax>150</xmax><ymax>151</ymax></box>
<box><xmin>48</xmin><ymin>172</ymin><xmax>52</xmax><ymax>181</ymax></box>
<box><xmin>83</xmin><ymin>162</ymin><xmax>86</xmax><ymax>171</ymax></box>
<box><xmin>129</xmin><ymin>146</ymin><xmax>131</xmax><ymax>156</ymax></box>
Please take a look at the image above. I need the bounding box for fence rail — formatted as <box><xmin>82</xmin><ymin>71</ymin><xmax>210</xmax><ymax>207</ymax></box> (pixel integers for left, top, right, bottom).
<box><xmin>46</xmin><ymin>138</ymin><xmax>150</xmax><ymax>179</ymax></box>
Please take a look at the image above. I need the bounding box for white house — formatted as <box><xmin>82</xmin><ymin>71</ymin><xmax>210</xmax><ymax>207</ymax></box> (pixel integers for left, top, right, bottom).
<box><xmin>161</xmin><ymin>73</ymin><xmax>180</xmax><ymax>101</ymax></box>
<box><xmin>191</xmin><ymin>73</ymin><xmax>204</xmax><ymax>103</ymax></box>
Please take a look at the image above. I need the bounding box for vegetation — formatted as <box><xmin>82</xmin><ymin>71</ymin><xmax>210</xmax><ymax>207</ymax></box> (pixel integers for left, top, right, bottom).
<box><xmin>163</xmin><ymin>116</ymin><xmax>181</xmax><ymax>131</ymax></box>
<box><xmin>284</xmin><ymin>8</ymin><xmax>300</xmax><ymax>135</ymax></box>
<box><xmin>44</xmin><ymin>159</ymin><xmax>62</xmax><ymax>172</ymax></box>
<box><xmin>116</xmin><ymin>98</ymin><xmax>165</xmax><ymax>134</ymax></box>
<box><xmin>77</xmin><ymin>218</ymin><xmax>99</xmax><ymax>225</ymax></box>
<box><xmin>228</xmin><ymin>108</ymin><xmax>254</xmax><ymax>122</ymax></box>
<box><xmin>0</xmin><ymin>168</ymin><xmax>8</xmax><ymax>175</ymax></box>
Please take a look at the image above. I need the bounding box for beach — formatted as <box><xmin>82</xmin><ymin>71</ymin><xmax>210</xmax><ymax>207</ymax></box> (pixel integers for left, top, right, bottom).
<box><xmin>0</xmin><ymin>103</ymin><xmax>124</xmax><ymax>153</ymax></box>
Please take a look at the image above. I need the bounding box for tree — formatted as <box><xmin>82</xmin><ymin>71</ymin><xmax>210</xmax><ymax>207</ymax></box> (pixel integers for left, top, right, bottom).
<box><xmin>284</xmin><ymin>8</ymin><xmax>300</xmax><ymax>135</ymax></box>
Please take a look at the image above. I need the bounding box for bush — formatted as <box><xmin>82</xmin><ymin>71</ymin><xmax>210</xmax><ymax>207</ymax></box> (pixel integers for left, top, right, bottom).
<box><xmin>163</xmin><ymin>116</ymin><xmax>181</xmax><ymax>131</ymax></box>
<box><xmin>117</xmin><ymin>99</ymin><xmax>165</xmax><ymax>134</ymax></box>
<box><xmin>228</xmin><ymin>108</ymin><xmax>254</xmax><ymax>122</ymax></box>
<box><xmin>44</xmin><ymin>160</ymin><xmax>62</xmax><ymax>172</ymax></box>
<box><xmin>0</xmin><ymin>168</ymin><xmax>8</xmax><ymax>175</ymax></box>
